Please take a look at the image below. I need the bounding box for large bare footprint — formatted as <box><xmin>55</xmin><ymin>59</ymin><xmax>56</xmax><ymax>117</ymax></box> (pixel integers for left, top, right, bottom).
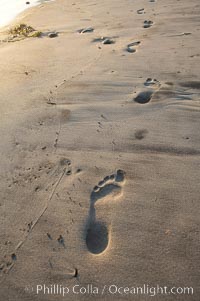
<box><xmin>85</xmin><ymin>170</ymin><xmax>125</xmax><ymax>255</ymax></box>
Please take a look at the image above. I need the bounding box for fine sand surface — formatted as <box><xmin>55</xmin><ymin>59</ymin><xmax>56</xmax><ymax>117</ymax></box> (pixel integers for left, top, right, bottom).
<box><xmin>0</xmin><ymin>0</ymin><xmax>200</xmax><ymax>300</ymax></box>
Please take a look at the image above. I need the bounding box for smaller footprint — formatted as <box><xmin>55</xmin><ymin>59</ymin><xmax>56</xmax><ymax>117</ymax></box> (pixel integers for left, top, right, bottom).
<box><xmin>102</xmin><ymin>38</ymin><xmax>115</xmax><ymax>45</ymax></box>
<box><xmin>85</xmin><ymin>169</ymin><xmax>125</xmax><ymax>254</ymax></box>
<box><xmin>92</xmin><ymin>36</ymin><xmax>115</xmax><ymax>44</ymax></box>
<box><xmin>137</xmin><ymin>8</ymin><xmax>145</xmax><ymax>14</ymax></box>
<box><xmin>78</xmin><ymin>27</ymin><xmax>94</xmax><ymax>34</ymax></box>
<box><xmin>134</xmin><ymin>78</ymin><xmax>161</xmax><ymax>104</ymax></box>
<box><xmin>126</xmin><ymin>41</ymin><xmax>141</xmax><ymax>53</ymax></box>
<box><xmin>143</xmin><ymin>20</ymin><xmax>153</xmax><ymax>28</ymax></box>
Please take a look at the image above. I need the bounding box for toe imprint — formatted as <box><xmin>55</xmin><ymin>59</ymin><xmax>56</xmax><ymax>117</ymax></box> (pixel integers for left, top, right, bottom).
<box><xmin>144</xmin><ymin>78</ymin><xmax>160</xmax><ymax>88</ymax></box>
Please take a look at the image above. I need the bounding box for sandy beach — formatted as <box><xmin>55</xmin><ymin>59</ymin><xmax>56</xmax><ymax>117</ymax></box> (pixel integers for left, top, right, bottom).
<box><xmin>0</xmin><ymin>0</ymin><xmax>200</xmax><ymax>300</ymax></box>
<box><xmin>0</xmin><ymin>0</ymin><xmax>47</xmax><ymax>27</ymax></box>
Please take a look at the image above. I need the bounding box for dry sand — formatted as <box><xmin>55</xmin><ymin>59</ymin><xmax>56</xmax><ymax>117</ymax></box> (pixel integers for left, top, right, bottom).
<box><xmin>0</xmin><ymin>0</ymin><xmax>200</xmax><ymax>300</ymax></box>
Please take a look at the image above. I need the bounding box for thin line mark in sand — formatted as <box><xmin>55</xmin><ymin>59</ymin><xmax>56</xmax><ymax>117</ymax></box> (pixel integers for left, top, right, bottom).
<box><xmin>85</xmin><ymin>169</ymin><xmax>126</xmax><ymax>255</ymax></box>
<box><xmin>166</xmin><ymin>32</ymin><xmax>192</xmax><ymax>37</ymax></box>
<box><xmin>53</xmin><ymin>52</ymin><xmax>103</xmax><ymax>91</ymax></box>
<box><xmin>4</xmin><ymin>167</ymin><xmax>67</xmax><ymax>274</ymax></box>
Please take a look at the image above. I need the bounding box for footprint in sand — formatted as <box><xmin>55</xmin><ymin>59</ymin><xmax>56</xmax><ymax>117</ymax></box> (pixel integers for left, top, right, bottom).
<box><xmin>137</xmin><ymin>8</ymin><xmax>145</xmax><ymax>15</ymax></box>
<box><xmin>134</xmin><ymin>78</ymin><xmax>161</xmax><ymax>104</ymax></box>
<box><xmin>126</xmin><ymin>41</ymin><xmax>141</xmax><ymax>53</ymax></box>
<box><xmin>143</xmin><ymin>20</ymin><xmax>153</xmax><ymax>28</ymax></box>
<box><xmin>92</xmin><ymin>36</ymin><xmax>115</xmax><ymax>45</ymax></box>
<box><xmin>134</xmin><ymin>90</ymin><xmax>154</xmax><ymax>104</ymax></box>
<box><xmin>85</xmin><ymin>169</ymin><xmax>125</xmax><ymax>255</ymax></box>
<box><xmin>78</xmin><ymin>27</ymin><xmax>94</xmax><ymax>34</ymax></box>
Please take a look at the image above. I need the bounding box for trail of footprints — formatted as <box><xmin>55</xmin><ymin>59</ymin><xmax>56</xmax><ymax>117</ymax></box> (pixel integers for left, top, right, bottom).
<box><xmin>77</xmin><ymin>2</ymin><xmax>155</xmax><ymax>52</ymax></box>
<box><xmin>85</xmin><ymin>169</ymin><xmax>125</xmax><ymax>255</ymax></box>
<box><xmin>2</xmin><ymin>0</ymin><xmax>157</xmax><ymax>269</ymax></box>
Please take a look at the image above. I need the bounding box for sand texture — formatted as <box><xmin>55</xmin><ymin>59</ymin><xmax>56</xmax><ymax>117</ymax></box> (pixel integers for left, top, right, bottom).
<box><xmin>0</xmin><ymin>0</ymin><xmax>200</xmax><ymax>300</ymax></box>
